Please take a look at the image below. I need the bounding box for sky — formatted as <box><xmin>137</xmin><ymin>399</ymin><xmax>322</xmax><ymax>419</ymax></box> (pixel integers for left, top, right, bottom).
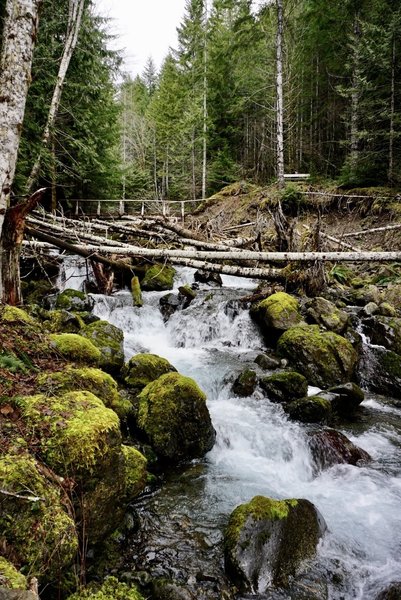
<box><xmin>94</xmin><ymin>0</ymin><xmax>187</xmax><ymax>78</ymax></box>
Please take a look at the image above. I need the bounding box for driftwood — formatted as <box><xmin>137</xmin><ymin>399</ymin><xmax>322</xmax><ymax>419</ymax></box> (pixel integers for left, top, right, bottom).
<box><xmin>163</xmin><ymin>257</ymin><xmax>286</xmax><ymax>280</ymax></box>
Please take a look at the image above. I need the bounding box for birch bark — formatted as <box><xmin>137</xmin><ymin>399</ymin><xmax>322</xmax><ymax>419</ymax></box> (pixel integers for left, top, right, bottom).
<box><xmin>0</xmin><ymin>0</ymin><xmax>41</xmax><ymax>302</ymax></box>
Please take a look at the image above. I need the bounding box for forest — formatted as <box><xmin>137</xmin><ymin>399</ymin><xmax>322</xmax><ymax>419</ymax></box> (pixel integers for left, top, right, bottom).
<box><xmin>1</xmin><ymin>1</ymin><xmax>401</xmax><ymax>600</ymax></box>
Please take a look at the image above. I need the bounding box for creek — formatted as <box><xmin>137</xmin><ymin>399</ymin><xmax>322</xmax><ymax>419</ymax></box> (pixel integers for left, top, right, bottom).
<box><xmin>61</xmin><ymin>258</ymin><xmax>401</xmax><ymax>599</ymax></box>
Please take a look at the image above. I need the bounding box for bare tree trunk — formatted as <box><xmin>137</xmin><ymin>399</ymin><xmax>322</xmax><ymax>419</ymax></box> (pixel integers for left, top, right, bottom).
<box><xmin>349</xmin><ymin>14</ymin><xmax>361</xmax><ymax>169</ymax></box>
<box><xmin>276</xmin><ymin>0</ymin><xmax>285</xmax><ymax>188</ymax></box>
<box><xmin>388</xmin><ymin>31</ymin><xmax>396</xmax><ymax>183</ymax></box>
<box><xmin>0</xmin><ymin>0</ymin><xmax>41</xmax><ymax>303</ymax></box>
<box><xmin>202</xmin><ymin>0</ymin><xmax>208</xmax><ymax>200</ymax></box>
<box><xmin>26</xmin><ymin>0</ymin><xmax>85</xmax><ymax>192</ymax></box>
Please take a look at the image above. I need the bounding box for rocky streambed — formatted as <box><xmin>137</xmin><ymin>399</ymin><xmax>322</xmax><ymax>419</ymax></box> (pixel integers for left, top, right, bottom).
<box><xmin>1</xmin><ymin>260</ymin><xmax>401</xmax><ymax>600</ymax></box>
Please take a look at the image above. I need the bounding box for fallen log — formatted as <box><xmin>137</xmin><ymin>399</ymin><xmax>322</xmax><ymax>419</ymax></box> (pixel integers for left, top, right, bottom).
<box><xmin>25</xmin><ymin>226</ymin><xmax>134</xmax><ymax>272</ymax></box>
<box><xmin>342</xmin><ymin>223</ymin><xmax>401</xmax><ymax>238</ymax></box>
<box><xmin>302</xmin><ymin>224</ymin><xmax>361</xmax><ymax>252</ymax></box>
<box><xmin>163</xmin><ymin>257</ymin><xmax>286</xmax><ymax>280</ymax></box>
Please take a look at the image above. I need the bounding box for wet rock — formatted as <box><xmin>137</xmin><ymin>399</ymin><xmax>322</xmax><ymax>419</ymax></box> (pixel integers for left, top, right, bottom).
<box><xmin>137</xmin><ymin>372</ymin><xmax>215</xmax><ymax>463</ymax></box>
<box><xmin>260</xmin><ymin>371</ymin><xmax>308</xmax><ymax>403</ymax></box>
<box><xmin>307</xmin><ymin>429</ymin><xmax>371</xmax><ymax>470</ymax></box>
<box><xmin>160</xmin><ymin>293</ymin><xmax>182</xmax><ymax>321</ymax></box>
<box><xmin>151</xmin><ymin>579</ymin><xmax>196</xmax><ymax>600</ymax></box>
<box><xmin>363</xmin><ymin>316</ymin><xmax>401</xmax><ymax>355</ymax></box>
<box><xmin>122</xmin><ymin>353</ymin><xmax>177</xmax><ymax>395</ymax></box>
<box><xmin>326</xmin><ymin>382</ymin><xmax>365</xmax><ymax>415</ymax></box>
<box><xmin>224</xmin><ymin>495</ymin><xmax>326</xmax><ymax>593</ymax></box>
<box><xmin>80</xmin><ymin>320</ymin><xmax>125</xmax><ymax>375</ymax></box>
<box><xmin>252</xmin><ymin>292</ymin><xmax>301</xmax><ymax>338</ymax></box>
<box><xmin>194</xmin><ymin>270</ymin><xmax>222</xmax><ymax>286</ymax></box>
<box><xmin>178</xmin><ymin>285</ymin><xmax>197</xmax><ymax>306</ymax></box>
<box><xmin>232</xmin><ymin>369</ymin><xmax>257</xmax><ymax>397</ymax></box>
<box><xmin>286</xmin><ymin>395</ymin><xmax>332</xmax><ymax>424</ymax></box>
<box><xmin>304</xmin><ymin>296</ymin><xmax>349</xmax><ymax>334</ymax></box>
<box><xmin>363</xmin><ymin>302</ymin><xmax>379</xmax><ymax>316</ymax></box>
<box><xmin>378</xmin><ymin>302</ymin><xmax>397</xmax><ymax>317</ymax></box>
<box><xmin>66</xmin><ymin>576</ymin><xmax>145</xmax><ymax>599</ymax></box>
<box><xmin>141</xmin><ymin>263</ymin><xmax>176</xmax><ymax>291</ymax></box>
<box><xmin>375</xmin><ymin>582</ymin><xmax>401</xmax><ymax>600</ymax></box>
<box><xmin>55</xmin><ymin>288</ymin><xmax>94</xmax><ymax>312</ymax></box>
<box><xmin>254</xmin><ymin>353</ymin><xmax>281</xmax><ymax>370</ymax></box>
<box><xmin>362</xmin><ymin>348</ymin><xmax>401</xmax><ymax>398</ymax></box>
<box><xmin>277</xmin><ymin>325</ymin><xmax>358</xmax><ymax>388</ymax></box>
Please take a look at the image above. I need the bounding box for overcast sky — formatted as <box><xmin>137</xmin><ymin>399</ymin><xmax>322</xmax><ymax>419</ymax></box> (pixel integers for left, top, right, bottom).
<box><xmin>94</xmin><ymin>0</ymin><xmax>187</xmax><ymax>77</ymax></box>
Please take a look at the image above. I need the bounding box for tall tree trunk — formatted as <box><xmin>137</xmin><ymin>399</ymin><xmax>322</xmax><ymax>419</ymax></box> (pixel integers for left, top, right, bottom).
<box><xmin>202</xmin><ymin>0</ymin><xmax>208</xmax><ymax>201</ymax></box>
<box><xmin>0</xmin><ymin>0</ymin><xmax>41</xmax><ymax>303</ymax></box>
<box><xmin>276</xmin><ymin>0</ymin><xmax>285</xmax><ymax>187</ymax></box>
<box><xmin>26</xmin><ymin>0</ymin><xmax>85</xmax><ymax>193</ymax></box>
<box><xmin>349</xmin><ymin>14</ymin><xmax>361</xmax><ymax>170</ymax></box>
<box><xmin>388</xmin><ymin>31</ymin><xmax>396</xmax><ymax>183</ymax></box>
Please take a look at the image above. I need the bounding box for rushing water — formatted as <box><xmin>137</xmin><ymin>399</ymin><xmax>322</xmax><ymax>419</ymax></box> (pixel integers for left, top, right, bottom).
<box><xmin>72</xmin><ymin>264</ymin><xmax>401</xmax><ymax>599</ymax></box>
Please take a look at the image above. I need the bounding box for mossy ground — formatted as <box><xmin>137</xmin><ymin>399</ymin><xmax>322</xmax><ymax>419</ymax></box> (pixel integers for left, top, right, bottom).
<box><xmin>0</xmin><ymin>556</ymin><xmax>27</xmax><ymax>589</ymax></box>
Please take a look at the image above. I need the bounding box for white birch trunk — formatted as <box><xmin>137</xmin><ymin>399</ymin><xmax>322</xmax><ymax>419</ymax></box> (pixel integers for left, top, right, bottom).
<box><xmin>276</xmin><ymin>0</ymin><xmax>285</xmax><ymax>187</ymax></box>
<box><xmin>202</xmin><ymin>0</ymin><xmax>208</xmax><ymax>200</ymax></box>
<box><xmin>0</xmin><ymin>0</ymin><xmax>40</xmax><ymax>301</ymax></box>
<box><xmin>26</xmin><ymin>0</ymin><xmax>85</xmax><ymax>192</ymax></box>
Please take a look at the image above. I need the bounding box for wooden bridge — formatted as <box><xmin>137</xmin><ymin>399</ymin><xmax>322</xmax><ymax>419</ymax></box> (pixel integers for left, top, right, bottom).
<box><xmin>71</xmin><ymin>198</ymin><xmax>204</xmax><ymax>221</ymax></box>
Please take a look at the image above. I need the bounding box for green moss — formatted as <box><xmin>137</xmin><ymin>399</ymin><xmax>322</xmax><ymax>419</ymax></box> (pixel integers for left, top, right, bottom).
<box><xmin>131</xmin><ymin>276</ymin><xmax>143</xmax><ymax>307</ymax></box>
<box><xmin>0</xmin><ymin>557</ymin><xmax>27</xmax><ymax>590</ymax></box>
<box><xmin>137</xmin><ymin>372</ymin><xmax>215</xmax><ymax>462</ymax></box>
<box><xmin>43</xmin><ymin>309</ymin><xmax>84</xmax><ymax>333</ymax></box>
<box><xmin>277</xmin><ymin>324</ymin><xmax>358</xmax><ymax>387</ymax></box>
<box><xmin>80</xmin><ymin>321</ymin><xmax>124</xmax><ymax>374</ymax></box>
<box><xmin>122</xmin><ymin>445</ymin><xmax>147</xmax><ymax>498</ymax></box>
<box><xmin>18</xmin><ymin>391</ymin><xmax>121</xmax><ymax>475</ymax></box>
<box><xmin>0</xmin><ymin>452</ymin><xmax>78</xmax><ymax>579</ymax></box>
<box><xmin>1</xmin><ymin>306</ymin><xmax>36</xmax><ymax>325</ymax></box>
<box><xmin>255</xmin><ymin>292</ymin><xmax>301</xmax><ymax>332</ymax></box>
<box><xmin>286</xmin><ymin>395</ymin><xmax>332</xmax><ymax>424</ymax></box>
<box><xmin>50</xmin><ymin>333</ymin><xmax>101</xmax><ymax>365</ymax></box>
<box><xmin>260</xmin><ymin>371</ymin><xmax>308</xmax><ymax>402</ymax></box>
<box><xmin>56</xmin><ymin>289</ymin><xmax>93</xmax><ymax>312</ymax></box>
<box><xmin>67</xmin><ymin>577</ymin><xmax>145</xmax><ymax>600</ymax></box>
<box><xmin>232</xmin><ymin>369</ymin><xmax>257</xmax><ymax>397</ymax></box>
<box><xmin>226</xmin><ymin>496</ymin><xmax>298</xmax><ymax>547</ymax></box>
<box><xmin>122</xmin><ymin>353</ymin><xmax>176</xmax><ymax>393</ymax></box>
<box><xmin>141</xmin><ymin>263</ymin><xmax>176</xmax><ymax>291</ymax></box>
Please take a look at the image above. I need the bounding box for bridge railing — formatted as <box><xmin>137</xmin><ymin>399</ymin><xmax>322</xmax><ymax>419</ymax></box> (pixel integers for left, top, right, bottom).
<box><xmin>70</xmin><ymin>198</ymin><xmax>204</xmax><ymax>220</ymax></box>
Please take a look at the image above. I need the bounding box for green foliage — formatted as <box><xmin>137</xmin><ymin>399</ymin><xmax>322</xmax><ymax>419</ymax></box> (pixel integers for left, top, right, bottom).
<box><xmin>329</xmin><ymin>265</ymin><xmax>354</xmax><ymax>285</ymax></box>
<box><xmin>0</xmin><ymin>353</ymin><xmax>28</xmax><ymax>374</ymax></box>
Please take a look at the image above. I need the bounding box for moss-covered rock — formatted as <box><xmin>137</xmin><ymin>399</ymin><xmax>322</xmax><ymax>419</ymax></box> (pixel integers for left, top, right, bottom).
<box><xmin>277</xmin><ymin>325</ymin><xmax>358</xmax><ymax>388</ymax></box>
<box><xmin>232</xmin><ymin>369</ymin><xmax>257</xmax><ymax>397</ymax></box>
<box><xmin>326</xmin><ymin>382</ymin><xmax>365</xmax><ymax>414</ymax></box>
<box><xmin>55</xmin><ymin>289</ymin><xmax>94</xmax><ymax>312</ymax></box>
<box><xmin>0</xmin><ymin>452</ymin><xmax>78</xmax><ymax>579</ymax></box>
<box><xmin>286</xmin><ymin>395</ymin><xmax>332</xmax><ymax>424</ymax></box>
<box><xmin>141</xmin><ymin>263</ymin><xmax>176</xmax><ymax>291</ymax></box>
<box><xmin>43</xmin><ymin>309</ymin><xmax>84</xmax><ymax>333</ymax></box>
<box><xmin>67</xmin><ymin>577</ymin><xmax>145</xmax><ymax>600</ymax></box>
<box><xmin>350</xmin><ymin>284</ymin><xmax>382</xmax><ymax>306</ymax></box>
<box><xmin>37</xmin><ymin>367</ymin><xmax>132</xmax><ymax>418</ymax></box>
<box><xmin>305</xmin><ymin>296</ymin><xmax>349</xmax><ymax>334</ymax></box>
<box><xmin>364</xmin><ymin>349</ymin><xmax>401</xmax><ymax>398</ymax></box>
<box><xmin>260</xmin><ymin>371</ymin><xmax>308</xmax><ymax>403</ymax></box>
<box><xmin>378</xmin><ymin>302</ymin><xmax>397</xmax><ymax>317</ymax></box>
<box><xmin>50</xmin><ymin>333</ymin><xmax>101</xmax><ymax>365</ymax></box>
<box><xmin>122</xmin><ymin>353</ymin><xmax>177</xmax><ymax>395</ymax></box>
<box><xmin>224</xmin><ymin>495</ymin><xmax>326</xmax><ymax>592</ymax></box>
<box><xmin>0</xmin><ymin>558</ymin><xmax>27</xmax><ymax>590</ymax></box>
<box><xmin>254</xmin><ymin>353</ymin><xmax>281</xmax><ymax>370</ymax></box>
<box><xmin>1</xmin><ymin>306</ymin><xmax>36</xmax><ymax>326</ymax></box>
<box><xmin>80</xmin><ymin>321</ymin><xmax>124</xmax><ymax>375</ymax></box>
<box><xmin>121</xmin><ymin>445</ymin><xmax>147</xmax><ymax>498</ymax></box>
<box><xmin>137</xmin><ymin>372</ymin><xmax>215</xmax><ymax>462</ymax></box>
<box><xmin>22</xmin><ymin>279</ymin><xmax>54</xmax><ymax>307</ymax></box>
<box><xmin>252</xmin><ymin>292</ymin><xmax>301</xmax><ymax>337</ymax></box>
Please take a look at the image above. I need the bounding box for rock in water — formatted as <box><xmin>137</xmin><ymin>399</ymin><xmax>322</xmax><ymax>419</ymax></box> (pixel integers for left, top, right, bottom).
<box><xmin>260</xmin><ymin>371</ymin><xmax>308</xmax><ymax>403</ymax></box>
<box><xmin>80</xmin><ymin>320</ymin><xmax>125</xmax><ymax>375</ymax></box>
<box><xmin>122</xmin><ymin>353</ymin><xmax>177</xmax><ymax>395</ymax></box>
<box><xmin>308</xmin><ymin>429</ymin><xmax>371</xmax><ymax>471</ymax></box>
<box><xmin>141</xmin><ymin>263</ymin><xmax>176</xmax><ymax>291</ymax></box>
<box><xmin>252</xmin><ymin>292</ymin><xmax>301</xmax><ymax>337</ymax></box>
<box><xmin>232</xmin><ymin>369</ymin><xmax>257</xmax><ymax>397</ymax></box>
<box><xmin>137</xmin><ymin>372</ymin><xmax>215</xmax><ymax>462</ymax></box>
<box><xmin>224</xmin><ymin>495</ymin><xmax>326</xmax><ymax>593</ymax></box>
<box><xmin>304</xmin><ymin>296</ymin><xmax>349</xmax><ymax>334</ymax></box>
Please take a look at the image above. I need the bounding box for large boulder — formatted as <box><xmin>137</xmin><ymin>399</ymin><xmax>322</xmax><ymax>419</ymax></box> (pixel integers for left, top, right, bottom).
<box><xmin>304</xmin><ymin>296</ymin><xmax>349</xmax><ymax>334</ymax></box>
<box><xmin>286</xmin><ymin>395</ymin><xmax>332</xmax><ymax>424</ymax></box>
<box><xmin>0</xmin><ymin>452</ymin><xmax>78</xmax><ymax>579</ymax></box>
<box><xmin>252</xmin><ymin>292</ymin><xmax>301</xmax><ymax>337</ymax></box>
<box><xmin>307</xmin><ymin>429</ymin><xmax>371</xmax><ymax>471</ymax></box>
<box><xmin>80</xmin><ymin>320</ymin><xmax>124</xmax><ymax>375</ymax></box>
<box><xmin>277</xmin><ymin>325</ymin><xmax>358</xmax><ymax>388</ymax></box>
<box><xmin>37</xmin><ymin>367</ymin><xmax>132</xmax><ymax>418</ymax></box>
<box><xmin>224</xmin><ymin>495</ymin><xmax>326</xmax><ymax>592</ymax></box>
<box><xmin>137</xmin><ymin>372</ymin><xmax>215</xmax><ymax>462</ymax></box>
<box><xmin>122</xmin><ymin>353</ymin><xmax>177</xmax><ymax>395</ymax></box>
<box><xmin>55</xmin><ymin>288</ymin><xmax>94</xmax><ymax>312</ymax></box>
<box><xmin>359</xmin><ymin>347</ymin><xmax>401</xmax><ymax>399</ymax></box>
<box><xmin>50</xmin><ymin>333</ymin><xmax>101</xmax><ymax>365</ymax></box>
<box><xmin>141</xmin><ymin>263</ymin><xmax>176</xmax><ymax>291</ymax></box>
<box><xmin>17</xmin><ymin>391</ymin><xmax>126</xmax><ymax>541</ymax></box>
<box><xmin>260</xmin><ymin>371</ymin><xmax>308</xmax><ymax>403</ymax></box>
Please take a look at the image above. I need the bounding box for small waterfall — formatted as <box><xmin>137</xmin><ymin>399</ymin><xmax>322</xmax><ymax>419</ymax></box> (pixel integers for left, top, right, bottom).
<box><xmin>68</xmin><ymin>262</ymin><xmax>401</xmax><ymax>599</ymax></box>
